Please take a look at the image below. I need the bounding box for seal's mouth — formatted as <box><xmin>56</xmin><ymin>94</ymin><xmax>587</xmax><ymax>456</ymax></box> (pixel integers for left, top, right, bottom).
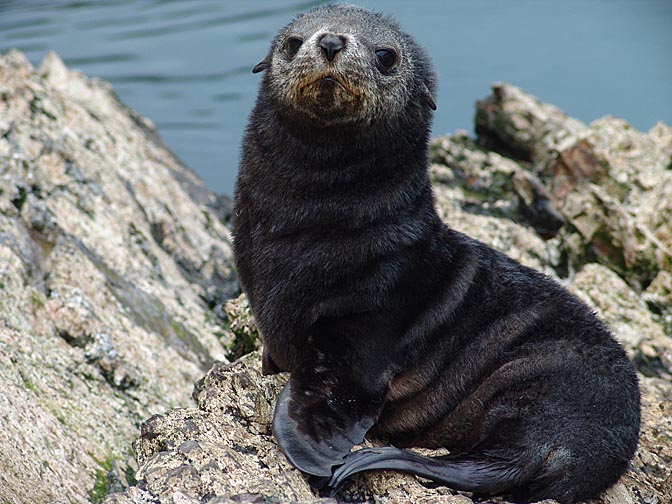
<box><xmin>291</xmin><ymin>72</ymin><xmax>365</xmax><ymax>123</ymax></box>
<box><xmin>300</xmin><ymin>74</ymin><xmax>352</xmax><ymax>95</ymax></box>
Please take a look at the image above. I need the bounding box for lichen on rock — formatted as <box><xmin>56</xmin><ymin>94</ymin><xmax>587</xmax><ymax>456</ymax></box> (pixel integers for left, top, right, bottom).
<box><xmin>223</xmin><ymin>293</ymin><xmax>261</xmax><ymax>362</ymax></box>
<box><xmin>0</xmin><ymin>49</ymin><xmax>237</xmax><ymax>503</ymax></box>
<box><xmin>475</xmin><ymin>83</ymin><xmax>672</xmax><ymax>291</ymax></box>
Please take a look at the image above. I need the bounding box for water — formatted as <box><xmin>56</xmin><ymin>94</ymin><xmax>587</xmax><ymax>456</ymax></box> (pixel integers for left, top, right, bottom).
<box><xmin>1</xmin><ymin>0</ymin><xmax>670</xmax><ymax>195</ymax></box>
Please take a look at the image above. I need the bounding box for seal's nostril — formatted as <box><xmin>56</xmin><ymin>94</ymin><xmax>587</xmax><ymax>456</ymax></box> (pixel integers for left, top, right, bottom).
<box><xmin>319</xmin><ymin>33</ymin><xmax>345</xmax><ymax>62</ymax></box>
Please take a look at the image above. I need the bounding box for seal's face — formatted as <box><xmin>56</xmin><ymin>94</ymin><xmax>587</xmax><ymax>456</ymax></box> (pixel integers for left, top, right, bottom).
<box><xmin>254</xmin><ymin>5</ymin><xmax>436</xmax><ymax>126</ymax></box>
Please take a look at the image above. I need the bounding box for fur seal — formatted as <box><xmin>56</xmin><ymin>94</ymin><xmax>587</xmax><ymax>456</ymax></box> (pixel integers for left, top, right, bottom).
<box><xmin>232</xmin><ymin>5</ymin><xmax>640</xmax><ymax>503</ymax></box>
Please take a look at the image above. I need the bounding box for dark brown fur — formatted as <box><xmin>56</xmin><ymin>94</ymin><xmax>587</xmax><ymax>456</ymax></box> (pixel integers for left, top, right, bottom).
<box><xmin>232</xmin><ymin>5</ymin><xmax>640</xmax><ymax>503</ymax></box>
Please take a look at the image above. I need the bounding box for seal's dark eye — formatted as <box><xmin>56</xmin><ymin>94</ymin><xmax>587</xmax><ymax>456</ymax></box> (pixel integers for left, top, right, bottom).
<box><xmin>375</xmin><ymin>48</ymin><xmax>396</xmax><ymax>70</ymax></box>
<box><xmin>285</xmin><ymin>37</ymin><xmax>303</xmax><ymax>59</ymax></box>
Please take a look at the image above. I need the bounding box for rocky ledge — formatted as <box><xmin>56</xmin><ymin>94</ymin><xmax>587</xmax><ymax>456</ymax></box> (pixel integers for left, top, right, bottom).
<box><xmin>0</xmin><ymin>50</ymin><xmax>236</xmax><ymax>503</ymax></box>
<box><xmin>1</xmin><ymin>51</ymin><xmax>670</xmax><ymax>504</ymax></box>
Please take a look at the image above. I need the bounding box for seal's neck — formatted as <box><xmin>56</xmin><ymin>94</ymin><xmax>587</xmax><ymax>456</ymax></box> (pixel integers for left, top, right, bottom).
<box><xmin>237</xmin><ymin>100</ymin><xmax>437</xmax><ymax>233</ymax></box>
<box><xmin>259</xmin><ymin>103</ymin><xmax>432</xmax><ymax>183</ymax></box>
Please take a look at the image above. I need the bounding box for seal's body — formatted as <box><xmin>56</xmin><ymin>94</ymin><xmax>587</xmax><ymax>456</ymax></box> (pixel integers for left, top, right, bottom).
<box><xmin>232</xmin><ymin>5</ymin><xmax>640</xmax><ymax>503</ymax></box>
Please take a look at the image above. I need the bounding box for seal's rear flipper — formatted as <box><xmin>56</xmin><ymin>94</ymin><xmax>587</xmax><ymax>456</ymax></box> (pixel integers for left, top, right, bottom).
<box><xmin>272</xmin><ymin>376</ymin><xmax>383</xmax><ymax>478</ymax></box>
<box><xmin>324</xmin><ymin>447</ymin><xmax>527</xmax><ymax>497</ymax></box>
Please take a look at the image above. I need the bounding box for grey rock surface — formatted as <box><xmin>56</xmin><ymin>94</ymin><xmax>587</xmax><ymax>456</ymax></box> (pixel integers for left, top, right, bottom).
<box><xmin>0</xmin><ymin>50</ymin><xmax>235</xmax><ymax>503</ymax></box>
<box><xmin>108</xmin><ymin>84</ymin><xmax>672</xmax><ymax>503</ymax></box>
<box><xmin>1</xmin><ymin>53</ymin><xmax>670</xmax><ymax>504</ymax></box>
<box><xmin>475</xmin><ymin>83</ymin><xmax>672</xmax><ymax>290</ymax></box>
<box><xmin>106</xmin><ymin>270</ymin><xmax>672</xmax><ymax>504</ymax></box>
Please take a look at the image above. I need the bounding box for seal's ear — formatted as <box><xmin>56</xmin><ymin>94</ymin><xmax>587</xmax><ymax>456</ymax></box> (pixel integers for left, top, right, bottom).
<box><xmin>421</xmin><ymin>82</ymin><xmax>437</xmax><ymax>111</ymax></box>
<box><xmin>252</xmin><ymin>58</ymin><xmax>270</xmax><ymax>74</ymax></box>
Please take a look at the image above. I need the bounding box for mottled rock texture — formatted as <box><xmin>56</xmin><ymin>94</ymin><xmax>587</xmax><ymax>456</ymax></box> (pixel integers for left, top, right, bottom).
<box><xmin>475</xmin><ymin>83</ymin><xmax>672</xmax><ymax>290</ymax></box>
<box><xmin>0</xmin><ymin>50</ymin><xmax>235</xmax><ymax>504</ymax></box>
<box><xmin>107</xmin><ymin>83</ymin><xmax>671</xmax><ymax>504</ymax></box>
<box><xmin>1</xmin><ymin>52</ymin><xmax>670</xmax><ymax>504</ymax></box>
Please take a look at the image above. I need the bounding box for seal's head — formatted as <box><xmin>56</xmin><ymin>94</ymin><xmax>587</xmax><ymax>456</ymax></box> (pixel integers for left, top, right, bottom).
<box><xmin>253</xmin><ymin>4</ymin><xmax>436</xmax><ymax>126</ymax></box>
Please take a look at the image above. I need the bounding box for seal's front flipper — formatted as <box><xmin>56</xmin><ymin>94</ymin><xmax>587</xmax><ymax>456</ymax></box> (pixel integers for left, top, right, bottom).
<box><xmin>272</xmin><ymin>374</ymin><xmax>384</xmax><ymax>479</ymax></box>
<box><xmin>324</xmin><ymin>447</ymin><xmax>526</xmax><ymax>497</ymax></box>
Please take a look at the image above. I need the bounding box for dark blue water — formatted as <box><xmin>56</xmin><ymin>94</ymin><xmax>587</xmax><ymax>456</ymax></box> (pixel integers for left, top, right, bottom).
<box><xmin>1</xmin><ymin>0</ymin><xmax>670</xmax><ymax>195</ymax></box>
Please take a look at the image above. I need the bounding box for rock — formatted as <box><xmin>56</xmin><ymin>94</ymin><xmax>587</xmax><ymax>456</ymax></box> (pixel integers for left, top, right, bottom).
<box><xmin>2</xmin><ymin>51</ymin><xmax>671</xmax><ymax>504</ymax></box>
<box><xmin>223</xmin><ymin>293</ymin><xmax>261</xmax><ymax>362</ymax></box>
<box><xmin>475</xmin><ymin>83</ymin><xmax>672</xmax><ymax>291</ymax></box>
<box><xmin>0</xmin><ymin>50</ymin><xmax>237</xmax><ymax>503</ymax></box>
<box><xmin>430</xmin><ymin>132</ymin><xmax>565</xmax><ymax>240</ymax></box>
<box><xmin>104</xmin><ymin>352</ymin><xmax>487</xmax><ymax>504</ymax></box>
<box><xmin>429</xmin><ymin>137</ymin><xmax>560</xmax><ymax>277</ymax></box>
<box><xmin>110</xmin><ymin>119</ymin><xmax>672</xmax><ymax>504</ymax></box>
<box><xmin>569</xmin><ymin>263</ymin><xmax>672</xmax><ymax>378</ymax></box>
<box><xmin>103</xmin><ymin>354</ymin><xmax>327</xmax><ymax>504</ymax></box>
<box><xmin>569</xmin><ymin>264</ymin><xmax>672</xmax><ymax>503</ymax></box>
<box><xmin>475</xmin><ymin>82</ymin><xmax>588</xmax><ymax>167</ymax></box>
<box><xmin>644</xmin><ymin>270</ymin><xmax>672</xmax><ymax>337</ymax></box>
<box><xmin>108</xmin><ymin>272</ymin><xmax>672</xmax><ymax>504</ymax></box>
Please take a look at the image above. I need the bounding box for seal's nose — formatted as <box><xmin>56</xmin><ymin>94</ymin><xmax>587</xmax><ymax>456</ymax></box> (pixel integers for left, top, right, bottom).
<box><xmin>319</xmin><ymin>33</ymin><xmax>345</xmax><ymax>62</ymax></box>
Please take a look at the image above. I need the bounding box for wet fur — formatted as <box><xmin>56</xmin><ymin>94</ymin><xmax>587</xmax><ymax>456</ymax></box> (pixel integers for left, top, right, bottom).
<box><xmin>232</xmin><ymin>5</ymin><xmax>640</xmax><ymax>503</ymax></box>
